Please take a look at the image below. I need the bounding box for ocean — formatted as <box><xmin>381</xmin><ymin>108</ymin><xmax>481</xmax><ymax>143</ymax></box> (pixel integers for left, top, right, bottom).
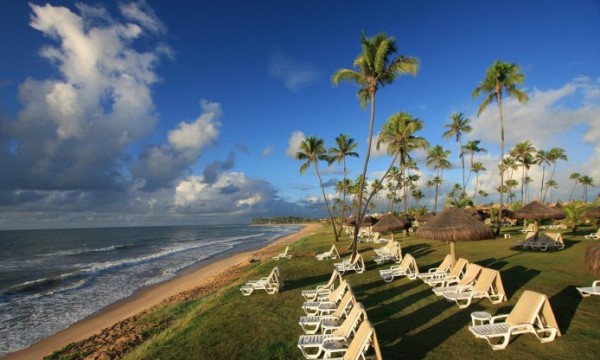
<box><xmin>0</xmin><ymin>224</ymin><xmax>302</xmax><ymax>356</ymax></box>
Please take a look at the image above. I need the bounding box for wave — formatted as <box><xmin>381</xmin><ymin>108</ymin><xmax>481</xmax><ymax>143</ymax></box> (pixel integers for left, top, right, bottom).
<box><xmin>41</xmin><ymin>244</ymin><xmax>132</xmax><ymax>257</ymax></box>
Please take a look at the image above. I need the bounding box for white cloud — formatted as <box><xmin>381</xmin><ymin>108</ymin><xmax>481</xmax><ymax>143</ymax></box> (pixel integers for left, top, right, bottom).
<box><xmin>286</xmin><ymin>130</ymin><xmax>305</xmax><ymax>157</ymax></box>
<box><xmin>119</xmin><ymin>0</ymin><xmax>166</xmax><ymax>34</ymax></box>
<box><xmin>168</xmin><ymin>99</ymin><xmax>221</xmax><ymax>156</ymax></box>
<box><xmin>261</xmin><ymin>146</ymin><xmax>274</xmax><ymax>156</ymax></box>
<box><xmin>268</xmin><ymin>53</ymin><xmax>320</xmax><ymax>92</ymax></box>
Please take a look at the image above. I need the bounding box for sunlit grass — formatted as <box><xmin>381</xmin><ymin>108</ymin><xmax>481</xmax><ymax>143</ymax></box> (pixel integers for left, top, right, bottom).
<box><xmin>124</xmin><ymin>224</ymin><xmax>600</xmax><ymax>360</ymax></box>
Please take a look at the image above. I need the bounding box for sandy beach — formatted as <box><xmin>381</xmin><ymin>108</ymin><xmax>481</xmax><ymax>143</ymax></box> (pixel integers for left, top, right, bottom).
<box><xmin>5</xmin><ymin>223</ymin><xmax>320</xmax><ymax>360</ymax></box>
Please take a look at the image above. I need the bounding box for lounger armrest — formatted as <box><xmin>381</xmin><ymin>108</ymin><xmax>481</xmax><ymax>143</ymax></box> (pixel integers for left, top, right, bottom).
<box><xmin>489</xmin><ymin>314</ymin><xmax>509</xmax><ymax>324</ymax></box>
<box><xmin>455</xmin><ymin>285</ymin><xmax>473</xmax><ymax>292</ymax></box>
<box><xmin>593</xmin><ymin>280</ymin><xmax>600</xmax><ymax>287</ymax></box>
<box><xmin>322</xmin><ymin>336</ymin><xmax>347</xmax><ymax>344</ymax></box>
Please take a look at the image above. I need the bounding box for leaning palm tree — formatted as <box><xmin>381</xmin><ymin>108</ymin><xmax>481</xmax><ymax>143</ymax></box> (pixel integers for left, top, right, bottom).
<box><xmin>443</xmin><ymin>112</ymin><xmax>472</xmax><ymax>196</ymax></box>
<box><xmin>426</xmin><ymin>145</ymin><xmax>451</xmax><ymax>212</ymax></box>
<box><xmin>510</xmin><ymin>140</ymin><xmax>536</xmax><ymax>205</ymax></box>
<box><xmin>543</xmin><ymin>147</ymin><xmax>568</xmax><ymax>202</ymax></box>
<box><xmin>328</xmin><ymin>134</ymin><xmax>359</xmax><ymax>236</ymax></box>
<box><xmin>544</xmin><ymin>179</ymin><xmax>558</xmax><ymax>203</ymax></box>
<box><xmin>471</xmin><ymin>161</ymin><xmax>486</xmax><ymax>201</ymax></box>
<box><xmin>296</xmin><ymin>136</ymin><xmax>339</xmax><ymax>241</ymax></box>
<box><xmin>473</xmin><ymin>60</ymin><xmax>528</xmax><ymax>234</ymax></box>
<box><xmin>376</xmin><ymin>112</ymin><xmax>429</xmax><ymax>218</ymax></box>
<box><xmin>463</xmin><ymin>140</ymin><xmax>487</xmax><ymax>192</ymax></box>
<box><xmin>569</xmin><ymin>172</ymin><xmax>581</xmax><ymax>201</ymax></box>
<box><xmin>332</xmin><ymin>32</ymin><xmax>419</xmax><ymax>254</ymax></box>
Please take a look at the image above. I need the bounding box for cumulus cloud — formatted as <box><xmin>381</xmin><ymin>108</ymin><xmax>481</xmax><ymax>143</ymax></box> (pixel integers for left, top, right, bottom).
<box><xmin>268</xmin><ymin>53</ymin><xmax>320</xmax><ymax>92</ymax></box>
<box><xmin>286</xmin><ymin>130</ymin><xmax>305</xmax><ymax>157</ymax></box>
<box><xmin>203</xmin><ymin>151</ymin><xmax>236</xmax><ymax>184</ymax></box>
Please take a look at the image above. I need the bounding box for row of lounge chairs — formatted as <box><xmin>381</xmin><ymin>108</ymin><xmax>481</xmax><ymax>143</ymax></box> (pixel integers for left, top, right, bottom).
<box><xmin>298</xmin><ymin>272</ymin><xmax>382</xmax><ymax>359</ymax></box>
<box><xmin>516</xmin><ymin>232</ymin><xmax>565</xmax><ymax>251</ymax></box>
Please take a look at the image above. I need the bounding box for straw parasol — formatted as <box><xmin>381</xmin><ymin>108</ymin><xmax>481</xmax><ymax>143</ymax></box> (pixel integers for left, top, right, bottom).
<box><xmin>585</xmin><ymin>243</ymin><xmax>600</xmax><ymax>277</ymax></box>
<box><xmin>512</xmin><ymin>200</ymin><xmax>565</xmax><ymax>239</ymax></box>
<box><xmin>372</xmin><ymin>213</ymin><xmax>411</xmax><ymax>240</ymax></box>
<box><xmin>585</xmin><ymin>207</ymin><xmax>600</xmax><ymax>219</ymax></box>
<box><xmin>418</xmin><ymin>212</ymin><xmax>436</xmax><ymax>222</ymax></box>
<box><xmin>416</xmin><ymin>207</ymin><xmax>495</xmax><ymax>265</ymax></box>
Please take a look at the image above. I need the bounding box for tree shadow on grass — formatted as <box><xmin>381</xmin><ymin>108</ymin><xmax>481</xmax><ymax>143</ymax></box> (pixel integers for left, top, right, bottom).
<box><xmin>497</xmin><ymin>264</ymin><xmax>541</xmax><ymax>299</ymax></box>
<box><xmin>549</xmin><ymin>285</ymin><xmax>582</xmax><ymax>335</ymax></box>
<box><xmin>357</xmin><ymin>279</ymin><xmax>425</xmax><ymax>308</ymax></box>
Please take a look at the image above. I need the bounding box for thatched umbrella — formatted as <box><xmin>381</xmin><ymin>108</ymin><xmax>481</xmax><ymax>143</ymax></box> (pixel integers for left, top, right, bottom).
<box><xmin>419</xmin><ymin>212</ymin><xmax>436</xmax><ymax>222</ymax></box>
<box><xmin>372</xmin><ymin>213</ymin><xmax>411</xmax><ymax>240</ymax></box>
<box><xmin>585</xmin><ymin>207</ymin><xmax>600</xmax><ymax>219</ymax></box>
<box><xmin>512</xmin><ymin>200</ymin><xmax>565</xmax><ymax>239</ymax></box>
<box><xmin>585</xmin><ymin>243</ymin><xmax>600</xmax><ymax>277</ymax></box>
<box><xmin>416</xmin><ymin>207</ymin><xmax>495</xmax><ymax>265</ymax></box>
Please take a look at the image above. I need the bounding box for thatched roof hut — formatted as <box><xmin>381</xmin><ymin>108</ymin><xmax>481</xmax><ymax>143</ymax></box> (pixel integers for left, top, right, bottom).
<box><xmin>416</xmin><ymin>207</ymin><xmax>495</xmax><ymax>265</ymax></box>
<box><xmin>585</xmin><ymin>207</ymin><xmax>600</xmax><ymax>219</ymax></box>
<box><xmin>372</xmin><ymin>213</ymin><xmax>411</xmax><ymax>240</ymax></box>
<box><xmin>586</xmin><ymin>243</ymin><xmax>600</xmax><ymax>277</ymax></box>
<box><xmin>511</xmin><ymin>200</ymin><xmax>565</xmax><ymax>220</ymax></box>
<box><xmin>418</xmin><ymin>212</ymin><xmax>436</xmax><ymax>222</ymax></box>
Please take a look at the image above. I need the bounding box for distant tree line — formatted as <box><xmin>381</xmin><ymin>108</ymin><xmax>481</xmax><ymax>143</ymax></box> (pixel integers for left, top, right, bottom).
<box><xmin>251</xmin><ymin>216</ymin><xmax>319</xmax><ymax>224</ymax></box>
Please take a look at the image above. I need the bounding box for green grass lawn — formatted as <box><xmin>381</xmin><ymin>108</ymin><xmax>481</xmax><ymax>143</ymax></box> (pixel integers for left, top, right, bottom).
<box><xmin>123</xmin><ymin>224</ymin><xmax>600</xmax><ymax>360</ymax></box>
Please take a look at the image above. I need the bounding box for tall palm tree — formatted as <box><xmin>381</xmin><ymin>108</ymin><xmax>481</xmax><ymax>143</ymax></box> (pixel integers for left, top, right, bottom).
<box><xmin>463</xmin><ymin>140</ymin><xmax>487</xmax><ymax>192</ymax></box>
<box><xmin>426</xmin><ymin>145</ymin><xmax>451</xmax><ymax>212</ymax></box>
<box><xmin>376</xmin><ymin>112</ymin><xmax>429</xmax><ymax>218</ymax></box>
<box><xmin>510</xmin><ymin>140</ymin><xmax>536</xmax><ymax>205</ymax></box>
<box><xmin>535</xmin><ymin>149</ymin><xmax>550</xmax><ymax>199</ymax></box>
<box><xmin>543</xmin><ymin>147</ymin><xmax>568</xmax><ymax>202</ymax></box>
<box><xmin>332</xmin><ymin>32</ymin><xmax>419</xmax><ymax>253</ymax></box>
<box><xmin>579</xmin><ymin>175</ymin><xmax>595</xmax><ymax>203</ymax></box>
<box><xmin>328</xmin><ymin>134</ymin><xmax>359</xmax><ymax>236</ymax></box>
<box><xmin>443</xmin><ymin>112</ymin><xmax>472</xmax><ymax>196</ymax></box>
<box><xmin>471</xmin><ymin>161</ymin><xmax>486</xmax><ymax>201</ymax></box>
<box><xmin>523</xmin><ymin>175</ymin><xmax>533</xmax><ymax>204</ymax></box>
<box><xmin>473</xmin><ymin>60</ymin><xmax>528</xmax><ymax>233</ymax></box>
<box><xmin>296</xmin><ymin>136</ymin><xmax>339</xmax><ymax>241</ymax></box>
<box><xmin>569</xmin><ymin>172</ymin><xmax>581</xmax><ymax>201</ymax></box>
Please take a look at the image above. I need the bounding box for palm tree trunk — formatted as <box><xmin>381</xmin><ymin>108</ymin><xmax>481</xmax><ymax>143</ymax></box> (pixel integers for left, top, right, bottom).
<box><xmin>543</xmin><ymin>163</ymin><xmax>558</xmax><ymax>202</ymax></box>
<box><xmin>539</xmin><ymin>165</ymin><xmax>545</xmax><ymax>200</ymax></box>
<box><xmin>352</xmin><ymin>92</ymin><xmax>376</xmax><ymax>255</ymax></box>
<box><xmin>473</xmin><ymin>172</ymin><xmax>479</xmax><ymax>201</ymax></box>
<box><xmin>569</xmin><ymin>181</ymin><xmax>577</xmax><ymax>202</ymax></box>
<box><xmin>496</xmin><ymin>92</ymin><xmax>504</xmax><ymax>235</ymax></box>
<box><xmin>520</xmin><ymin>165</ymin><xmax>525</xmax><ymax>204</ymax></box>
<box><xmin>336</xmin><ymin>159</ymin><xmax>349</xmax><ymax>238</ymax></box>
<box><xmin>465</xmin><ymin>152</ymin><xmax>474</xmax><ymax>194</ymax></box>
<box><xmin>314</xmin><ymin>163</ymin><xmax>339</xmax><ymax>242</ymax></box>
<box><xmin>460</xmin><ymin>140</ymin><xmax>466</xmax><ymax>197</ymax></box>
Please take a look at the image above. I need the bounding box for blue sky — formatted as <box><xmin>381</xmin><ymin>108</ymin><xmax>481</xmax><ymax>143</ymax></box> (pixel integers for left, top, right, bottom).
<box><xmin>0</xmin><ymin>0</ymin><xmax>599</xmax><ymax>229</ymax></box>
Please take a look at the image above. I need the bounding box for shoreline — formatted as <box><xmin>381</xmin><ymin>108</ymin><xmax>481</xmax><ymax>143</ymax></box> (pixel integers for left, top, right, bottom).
<box><xmin>4</xmin><ymin>223</ymin><xmax>320</xmax><ymax>360</ymax></box>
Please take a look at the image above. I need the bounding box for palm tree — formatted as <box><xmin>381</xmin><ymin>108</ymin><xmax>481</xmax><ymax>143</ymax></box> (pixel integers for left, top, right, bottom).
<box><xmin>535</xmin><ymin>149</ymin><xmax>550</xmax><ymax>199</ymax></box>
<box><xmin>296</xmin><ymin>136</ymin><xmax>339</xmax><ymax>241</ymax></box>
<box><xmin>579</xmin><ymin>175</ymin><xmax>595</xmax><ymax>203</ymax></box>
<box><xmin>543</xmin><ymin>147</ymin><xmax>568</xmax><ymax>202</ymax></box>
<box><xmin>332</xmin><ymin>32</ymin><xmax>419</xmax><ymax>253</ymax></box>
<box><xmin>473</xmin><ymin>60</ymin><xmax>528</xmax><ymax>233</ymax></box>
<box><xmin>376</xmin><ymin>112</ymin><xmax>429</xmax><ymax>218</ymax></box>
<box><xmin>504</xmin><ymin>179</ymin><xmax>519</xmax><ymax>206</ymax></box>
<box><xmin>471</xmin><ymin>161</ymin><xmax>486</xmax><ymax>201</ymax></box>
<box><xmin>523</xmin><ymin>175</ymin><xmax>533</xmax><ymax>204</ymax></box>
<box><xmin>443</xmin><ymin>113</ymin><xmax>472</xmax><ymax>196</ymax></box>
<box><xmin>426</xmin><ymin>145</ymin><xmax>451</xmax><ymax>212</ymax></box>
<box><xmin>510</xmin><ymin>140</ymin><xmax>536</xmax><ymax>205</ymax></box>
<box><xmin>569</xmin><ymin>172</ymin><xmax>581</xmax><ymax>201</ymax></box>
<box><xmin>463</xmin><ymin>140</ymin><xmax>487</xmax><ymax>192</ymax></box>
<box><xmin>328</xmin><ymin>134</ymin><xmax>359</xmax><ymax>236</ymax></box>
<box><xmin>544</xmin><ymin>179</ymin><xmax>558</xmax><ymax>203</ymax></box>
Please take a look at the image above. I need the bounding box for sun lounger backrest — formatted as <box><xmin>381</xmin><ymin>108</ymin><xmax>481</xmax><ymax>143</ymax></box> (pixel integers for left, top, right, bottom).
<box><xmin>328</xmin><ymin>280</ymin><xmax>348</xmax><ymax>302</ymax></box>
<box><xmin>343</xmin><ymin>319</ymin><xmax>374</xmax><ymax>360</ymax></box>
<box><xmin>325</xmin><ymin>269</ymin><xmax>343</xmax><ymax>289</ymax></box>
<box><xmin>448</xmin><ymin>258</ymin><xmax>469</xmax><ymax>277</ymax></box>
<box><xmin>506</xmin><ymin>290</ymin><xmax>546</xmax><ymax>326</ymax></box>
<box><xmin>472</xmin><ymin>268</ymin><xmax>497</xmax><ymax>292</ymax></box>
<box><xmin>332</xmin><ymin>289</ymin><xmax>357</xmax><ymax>317</ymax></box>
<box><xmin>436</xmin><ymin>254</ymin><xmax>453</xmax><ymax>272</ymax></box>
<box><xmin>333</xmin><ymin>302</ymin><xmax>366</xmax><ymax>338</ymax></box>
<box><xmin>457</xmin><ymin>263</ymin><xmax>482</xmax><ymax>285</ymax></box>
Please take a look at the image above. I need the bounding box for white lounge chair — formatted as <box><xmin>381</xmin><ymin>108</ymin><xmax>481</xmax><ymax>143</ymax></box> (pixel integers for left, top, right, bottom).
<box><xmin>299</xmin><ymin>290</ymin><xmax>357</xmax><ymax>334</ymax></box>
<box><xmin>373</xmin><ymin>242</ymin><xmax>402</xmax><ymax>265</ymax></box>
<box><xmin>424</xmin><ymin>258</ymin><xmax>469</xmax><ymax>287</ymax></box>
<box><xmin>516</xmin><ymin>232</ymin><xmax>538</xmax><ymax>249</ymax></box>
<box><xmin>240</xmin><ymin>266</ymin><xmax>283</xmax><ymax>296</ymax></box>
<box><xmin>577</xmin><ymin>280</ymin><xmax>600</xmax><ymax>297</ymax></box>
<box><xmin>319</xmin><ymin>320</ymin><xmax>383</xmax><ymax>360</ymax></box>
<box><xmin>373</xmin><ymin>240</ymin><xmax>396</xmax><ymax>257</ymax></box>
<box><xmin>334</xmin><ymin>254</ymin><xmax>366</xmax><ymax>275</ymax></box>
<box><xmin>316</xmin><ymin>244</ymin><xmax>341</xmax><ymax>261</ymax></box>
<box><xmin>301</xmin><ymin>270</ymin><xmax>343</xmax><ymax>301</ymax></box>
<box><xmin>273</xmin><ymin>245</ymin><xmax>292</xmax><ymax>260</ymax></box>
<box><xmin>442</xmin><ymin>267</ymin><xmax>507</xmax><ymax>308</ymax></box>
<box><xmin>302</xmin><ymin>281</ymin><xmax>350</xmax><ymax>316</ymax></box>
<box><xmin>537</xmin><ymin>232</ymin><xmax>565</xmax><ymax>251</ymax></box>
<box><xmin>297</xmin><ymin>303</ymin><xmax>366</xmax><ymax>359</ymax></box>
<box><xmin>584</xmin><ymin>229</ymin><xmax>600</xmax><ymax>240</ymax></box>
<box><xmin>416</xmin><ymin>254</ymin><xmax>453</xmax><ymax>281</ymax></box>
<box><xmin>469</xmin><ymin>290</ymin><xmax>561</xmax><ymax>350</ymax></box>
<box><xmin>432</xmin><ymin>263</ymin><xmax>483</xmax><ymax>296</ymax></box>
<box><xmin>379</xmin><ymin>253</ymin><xmax>419</xmax><ymax>282</ymax></box>
<box><xmin>521</xmin><ymin>223</ymin><xmax>536</xmax><ymax>233</ymax></box>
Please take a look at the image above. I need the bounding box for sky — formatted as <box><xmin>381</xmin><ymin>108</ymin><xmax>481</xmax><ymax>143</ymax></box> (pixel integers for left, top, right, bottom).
<box><xmin>0</xmin><ymin>0</ymin><xmax>599</xmax><ymax>230</ymax></box>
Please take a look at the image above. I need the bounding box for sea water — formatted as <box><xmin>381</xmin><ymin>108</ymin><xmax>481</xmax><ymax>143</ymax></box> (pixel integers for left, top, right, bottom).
<box><xmin>0</xmin><ymin>224</ymin><xmax>301</xmax><ymax>356</ymax></box>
